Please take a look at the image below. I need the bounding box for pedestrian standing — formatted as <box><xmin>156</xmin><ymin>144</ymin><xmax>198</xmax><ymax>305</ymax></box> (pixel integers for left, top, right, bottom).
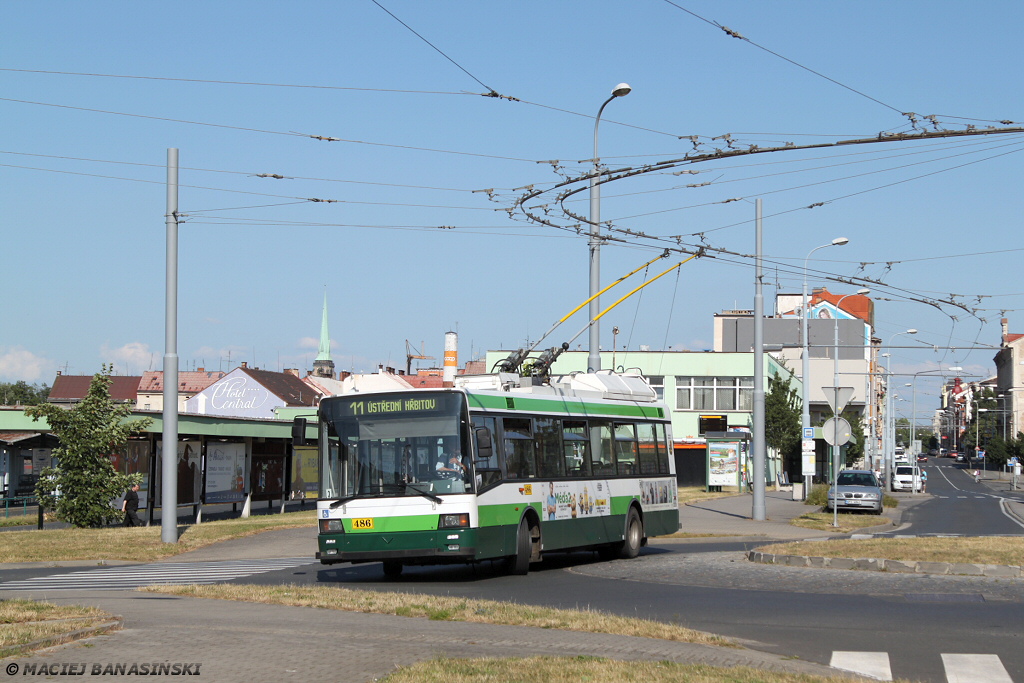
<box><xmin>122</xmin><ymin>483</ymin><xmax>142</xmax><ymax>527</ymax></box>
<box><xmin>921</xmin><ymin>469</ymin><xmax>928</xmax><ymax>493</ymax></box>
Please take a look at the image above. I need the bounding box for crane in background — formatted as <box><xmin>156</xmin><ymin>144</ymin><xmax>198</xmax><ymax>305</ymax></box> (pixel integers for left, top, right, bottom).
<box><xmin>405</xmin><ymin>340</ymin><xmax>434</xmax><ymax>376</ymax></box>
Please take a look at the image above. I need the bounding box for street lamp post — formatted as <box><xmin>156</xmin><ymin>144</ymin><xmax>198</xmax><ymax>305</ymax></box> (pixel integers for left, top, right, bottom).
<box><xmin>883</xmin><ymin>329</ymin><xmax>917</xmax><ymax>488</ymax></box>
<box><xmin>588</xmin><ymin>83</ymin><xmax>631</xmax><ymax>374</ymax></box>
<box><xmin>801</xmin><ymin>237</ymin><xmax>848</xmax><ymax>496</ymax></box>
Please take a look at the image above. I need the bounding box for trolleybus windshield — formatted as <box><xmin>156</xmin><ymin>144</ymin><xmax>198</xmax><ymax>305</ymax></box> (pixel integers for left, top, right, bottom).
<box><xmin>318</xmin><ymin>392</ymin><xmax>472</xmax><ymax>501</ymax></box>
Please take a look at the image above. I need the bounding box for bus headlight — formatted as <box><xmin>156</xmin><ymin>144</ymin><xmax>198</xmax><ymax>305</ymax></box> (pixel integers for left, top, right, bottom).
<box><xmin>319</xmin><ymin>519</ymin><xmax>345</xmax><ymax>533</ymax></box>
<box><xmin>438</xmin><ymin>513</ymin><xmax>470</xmax><ymax>529</ymax></box>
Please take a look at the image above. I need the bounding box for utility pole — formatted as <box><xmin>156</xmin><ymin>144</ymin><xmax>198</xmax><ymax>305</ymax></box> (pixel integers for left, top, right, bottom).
<box><xmin>162</xmin><ymin>148</ymin><xmax>179</xmax><ymax>544</ymax></box>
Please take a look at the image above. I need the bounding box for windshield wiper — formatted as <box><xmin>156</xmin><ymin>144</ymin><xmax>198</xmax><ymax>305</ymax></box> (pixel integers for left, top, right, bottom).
<box><xmin>403</xmin><ymin>482</ymin><xmax>443</xmax><ymax>504</ymax></box>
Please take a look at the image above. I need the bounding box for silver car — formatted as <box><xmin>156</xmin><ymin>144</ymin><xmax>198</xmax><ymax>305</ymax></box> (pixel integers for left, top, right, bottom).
<box><xmin>827</xmin><ymin>469</ymin><xmax>883</xmax><ymax>514</ymax></box>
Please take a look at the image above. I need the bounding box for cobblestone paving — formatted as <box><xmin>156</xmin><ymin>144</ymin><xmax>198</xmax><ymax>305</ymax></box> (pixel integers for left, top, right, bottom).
<box><xmin>570</xmin><ymin>547</ymin><xmax>1024</xmax><ymax>602</ymax></box>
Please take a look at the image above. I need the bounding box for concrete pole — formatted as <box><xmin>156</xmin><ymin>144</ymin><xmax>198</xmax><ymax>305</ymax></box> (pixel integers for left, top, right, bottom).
<box><xmin>752</xmin><ymin>199</ymin><xmax>766</xmax><ymax>521</ymax></box>
<box><xmin>162</xmin><ymin>148</ymin><xmax>179</xmax><ymax>544</ymax></box>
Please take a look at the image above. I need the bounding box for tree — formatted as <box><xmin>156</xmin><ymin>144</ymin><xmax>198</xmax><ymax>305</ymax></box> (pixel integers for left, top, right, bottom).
<box><xmin>840</xmin><ymin>409</ymin><xmax>864</xmax><ymax>466</ymax></box>
<box><xmin>25</xmin><ymin>367</ymin><xmax>151</xmax><ymax>527</ymax></box>
<box><xmin>0</xmin><ymin>380</ymin><xmax>50</xmax><ymax>405</ymax></box>
<box><xmin>765</xmin><ymin>371</ymin><xmax>802</xmax><ymax>475</ymax></box>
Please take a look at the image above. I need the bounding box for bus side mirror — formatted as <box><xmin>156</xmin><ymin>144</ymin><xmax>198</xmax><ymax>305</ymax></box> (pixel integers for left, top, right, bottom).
<box><xmin>475</xmin><ymin>427</ymin><xmax>493</xmax><ymax>460</ymax></box>
<box><xmin>292</xmin><ymin>418</ymin><xmax>308</xmax><ymax>446</ymax></box>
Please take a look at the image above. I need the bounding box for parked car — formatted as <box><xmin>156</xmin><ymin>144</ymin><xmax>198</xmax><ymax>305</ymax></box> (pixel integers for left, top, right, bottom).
<box><xmin>827</xmin><ymin>469</ymin><xmax>884</xmax><ymax>514</ymax></box>
<box><xmin>891</xmin><ymin>465</ymin><xmax>922</xmax><ymax>492</ymax></box>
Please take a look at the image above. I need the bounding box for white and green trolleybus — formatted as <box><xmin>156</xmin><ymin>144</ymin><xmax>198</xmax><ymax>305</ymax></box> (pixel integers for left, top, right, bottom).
<box><xmin>313</xmin><ymin>370</ymin><xmax>679</xmax><ymax>577</ymax></box>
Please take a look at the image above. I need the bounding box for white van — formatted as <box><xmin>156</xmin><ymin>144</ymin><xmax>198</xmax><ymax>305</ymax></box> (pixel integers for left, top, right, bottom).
<box><xmin>891</xmin><ymin>465</ymin><xmax>921</xmax><ymax>492</ymax></box>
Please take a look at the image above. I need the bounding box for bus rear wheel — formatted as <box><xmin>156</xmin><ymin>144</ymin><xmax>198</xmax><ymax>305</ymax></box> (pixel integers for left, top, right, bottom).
<box><xmin>507</xmin><ymin>517</ymin><xmax>533</xmax><ymax>575</ymax></box>
<box><xmin>382</xmin><ymin>561</ymin><xmax>403</xmax><ymax>578</ymax></box>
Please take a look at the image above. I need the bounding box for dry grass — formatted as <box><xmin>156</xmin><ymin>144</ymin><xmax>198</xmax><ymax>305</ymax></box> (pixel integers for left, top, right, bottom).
<box><xmin>789</xmin><ymin>512</ymin><xmax>892</xmax><ymax>534</ymax></box>
<box><xmin>761</xmin><ymin>536</ymin><xmax>1024</xmax><ymax>566</ymax></box>
<box><xmin>0</xmin><ymin>511</ymin><xmax>315</xmax><ymax>564</ymax></box>
<box><xmin>677</xmin><ymin>486</ymin><xmax>745</xmax><ymax>506</ymax></box>
<box><xmin>0</xmin><ymin>599</ymin><xmax>115</xmax><ymax>656</ymax></box>
<box><xmin>377</xmin><ymin>656</ymin><xmax>900</xmax><ymax>683</ymax></box>
<box><xmin>143</xmin><ymin>583</ymin><xmax>731</xmax><ymax>647</ymax></box>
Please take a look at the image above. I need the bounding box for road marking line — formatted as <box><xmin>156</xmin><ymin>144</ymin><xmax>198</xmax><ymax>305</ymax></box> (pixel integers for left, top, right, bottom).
<box><xmin>941</xmin><ymin>653</ymin><xmax>1013</xmax><ymax>683</ymax></box>
<box><xmin>830</xmin><ymin>651</ymin><xmax>891</xmax><ymax>681</ymax></box>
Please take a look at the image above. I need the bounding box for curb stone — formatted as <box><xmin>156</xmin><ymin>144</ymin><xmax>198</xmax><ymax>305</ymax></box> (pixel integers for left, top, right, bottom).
<box><xmin>746</xmin><ymin>550</ymin><xmax>1023</xmax><ymax>577</ymax></box>
<box><xmin>0</xmin><ymin>618</ymin><xmax>123</xmax><ymax>658</ymax></box>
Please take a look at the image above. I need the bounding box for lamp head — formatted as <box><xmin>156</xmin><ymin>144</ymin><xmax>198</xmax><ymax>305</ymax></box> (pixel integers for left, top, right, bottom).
<box><xmin>907</xmin><ymin>329</ymin><xmax>918</xmax><ymax>334</ymax></box>
<box><xmin>611</xmin><ymin>83</ymin><xmax>632</xmax><ymax>98</ymax></box>
<box><xmin>857</xmin><ymin>288</ymin><xmax>870</xmax><ymax>295</ymax></box>
<box><xmin>832</xmin><ymin>237</ymin><xmax>849</xmax><ymax>246</ymax></box>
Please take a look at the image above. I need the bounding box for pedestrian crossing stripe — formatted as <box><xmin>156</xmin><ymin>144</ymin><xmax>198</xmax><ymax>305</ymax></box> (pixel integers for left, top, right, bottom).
<box><xmin>830</xmin><ymin>651</ymin><xmax>891</xmax><ymax>680</ymax></box>
<box><xmin>831</xmin><ymin>651</ymin><xmax>1013</xmax><ymax>682</ymax></box>
<box><xmin>0</xmin><ymin>557</ymin><xmax>312</xmax><ymax>591</ymax></box>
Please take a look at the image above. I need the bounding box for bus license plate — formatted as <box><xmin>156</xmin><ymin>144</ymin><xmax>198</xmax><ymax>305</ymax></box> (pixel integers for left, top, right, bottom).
<box><xmin>351</xmin><ymin>518</ymin><xmax>374</xmax><ymax>530</ymax></box>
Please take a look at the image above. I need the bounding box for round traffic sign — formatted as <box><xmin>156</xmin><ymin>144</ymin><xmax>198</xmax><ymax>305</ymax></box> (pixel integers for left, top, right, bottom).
<box><xmin>821</xmin><ymin>417</ymin><xmax>852</xmax><ymax>446</ymax></box>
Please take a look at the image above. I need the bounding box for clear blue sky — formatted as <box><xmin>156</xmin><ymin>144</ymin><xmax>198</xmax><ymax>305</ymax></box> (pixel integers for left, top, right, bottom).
<box><xmin>3</xmin><ymin>1</ymin><xmax>1022</xmax><ymax>423</ymax></box>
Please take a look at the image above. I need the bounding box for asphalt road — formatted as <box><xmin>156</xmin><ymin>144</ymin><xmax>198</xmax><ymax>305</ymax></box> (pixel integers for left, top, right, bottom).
<box><xmin>884</xmin><ymin>457</ymin><xmax>1024</xmax><ymax>536</ymax></box>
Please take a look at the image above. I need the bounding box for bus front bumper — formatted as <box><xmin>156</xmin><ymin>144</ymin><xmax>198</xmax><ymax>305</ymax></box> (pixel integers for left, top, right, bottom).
<box><xmin>317</xmin><ymin>528</ymin><xmax>479</xmax><ymax>565</ymax></box>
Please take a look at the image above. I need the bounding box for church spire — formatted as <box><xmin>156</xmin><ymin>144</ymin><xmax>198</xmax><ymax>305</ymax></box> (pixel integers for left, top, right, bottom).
<box><xmin>312</xmin><ymin>290</ymin><xmax>336</xmax><ymax>379</ymax></box>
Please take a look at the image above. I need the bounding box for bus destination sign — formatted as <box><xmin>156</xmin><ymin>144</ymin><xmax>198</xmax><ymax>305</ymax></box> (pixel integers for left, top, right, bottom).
<box><xmin>346</xmin><ymin>397</ymin><xmax>440</xmax><ymax>416</ymax></box>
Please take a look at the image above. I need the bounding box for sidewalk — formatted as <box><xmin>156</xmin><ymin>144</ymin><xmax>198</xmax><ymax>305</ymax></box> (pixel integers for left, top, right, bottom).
<box><xmin>676</xmin><ymin>488</ymin><xmax>896</xmax><ymax>540</ymax></box>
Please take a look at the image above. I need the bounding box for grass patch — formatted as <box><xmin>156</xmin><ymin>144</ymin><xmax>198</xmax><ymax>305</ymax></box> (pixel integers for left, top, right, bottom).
<box><xmin>0</xmin><ymin>511</ymin><xmax>315</xmax><ymax>564</ymax></box>
<box><xmin>376</xmin><ymin>656</ymin><xmax>895</xmax><ymax>683</ymax></box>
<box><xmin>789</xmin><ymin>512</ymin><xmax>891</xmax><ymax>534</ymax></box>
<box><xmin>678</xmin><ymin>486</ymin><xmax>745</xmax><ymax>506</ymax></box>
<box><xmin>760</xmin><ymin>536</ymin><xmax>1024</xmax><ymax>566</ymax></box>
<box><xmin>0</xmin><ymin>599</ymin><xmax>115</xmax><ymax>657</ymax></box>
<box><xmin>142</xmin><ymin>583</ymin><xmax>730</xmax><ymax>647</ymax></box>
<box><xmin>0</xmin><ymin>517</ymin><xmax>36</xmax><ymax>528</ymax></box>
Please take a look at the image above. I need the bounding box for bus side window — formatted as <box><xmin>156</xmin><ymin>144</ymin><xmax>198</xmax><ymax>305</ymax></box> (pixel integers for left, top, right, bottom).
<box><xmin>590</xmin><ymin>421</ymin><xmax>616</xmax><ymax>476</ymax></box>
<box><xmin>636</xmin><ymin>423</ymin><xmax>659</xmax><ymax>475</ymax></box>
<box><xmin>471</xmin><ymin>416</ymin><xmax>501</xmax><ymax>489</ymax></box>
<box><xmin>502</xmin><ymin>417</ymin><xmax>536</xmax><ymax>479</ymax></box>
<box><xmin>563</xmin><ymin>420</ymin><xmax>590</xmax><ymax>477</ymax></box>
<box><xmin>614</xmin><ymin>423</ymin><xmax>638</xmax><ymax>475</ymax></box>
<box><xmin>655</xmin><ymin>424</ymin><xmax>671</xmax><ymax>474</ymax></box>
<box><xmin>535</xmin><ymin>418</ymin><xmax>564</xmax><ymax>478</ymax></box>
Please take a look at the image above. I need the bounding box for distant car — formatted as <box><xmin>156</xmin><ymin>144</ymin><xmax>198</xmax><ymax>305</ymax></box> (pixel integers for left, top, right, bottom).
<box><xmin>917</xmin><ymin>454</ymin><xmax>929</xmax><ymax>463</ymax></box>
<box><xmin>955</xmin><ymin>453</ymin><xmax>966</xmax><ymax>463</ymax></box>
<box><xmin>827</xmin><ymin>469</ymin><xmax>884</xmax><ymax>514</ymax></box>
<box><xmin>928</xmin><ymin>448</ymin><xmax>939</xmax><ymax>456</ymax></box>
<box><xmin>891</xmin><ymin>465</ymin><xmax>922</xmax><ymax>492</ymax></box>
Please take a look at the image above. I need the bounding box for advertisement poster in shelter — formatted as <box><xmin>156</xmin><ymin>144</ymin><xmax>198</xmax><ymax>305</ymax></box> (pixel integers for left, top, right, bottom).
<box><xmin>205</xmin><ymin>442</ymin><xmax>247</xmax><ymax>503</ymax></box>
<box><xmin>109</xmin><ymin>440</ymin><xmax>151</xmax><ymax>509</ymax></box>
<box><xmin>290</xmin><ymin>446</ymin><xmax>318</xmax><ymax>500</ymax></box>
<box><xmin>154</xmin><ymin>440</ymin><xmax>202</xmax><ymax>506</ymax></box>
<box><xmin>707</xmin><ymin>442</ymin><xmax>740</xmax><ymax>487</ymax></box>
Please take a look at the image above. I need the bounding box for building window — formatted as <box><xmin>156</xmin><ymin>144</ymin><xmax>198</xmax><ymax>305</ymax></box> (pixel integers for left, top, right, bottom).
<box><xmin>675</xmin><ymin>376</ymin><xmax>753</xmax><ymax>412</ymax></box>
<box><xmin>647</xmin><ymin>375</ymin><xmax>665</xmax><ymax>401</ymax></box>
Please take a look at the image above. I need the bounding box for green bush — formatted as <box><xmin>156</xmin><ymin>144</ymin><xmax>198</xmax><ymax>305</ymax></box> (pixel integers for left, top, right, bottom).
<box><xmin>804</xmin><ymin>483</ymin><xmax>828</xmax><ymax>507</ymax></box>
